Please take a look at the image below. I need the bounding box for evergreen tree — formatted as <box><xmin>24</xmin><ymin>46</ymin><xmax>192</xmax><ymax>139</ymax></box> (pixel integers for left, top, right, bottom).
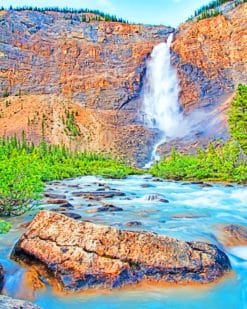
<box><xmin>228</xmin><ymin>84</ymin><xmax>247</xmax><ymax>153</ymax></box>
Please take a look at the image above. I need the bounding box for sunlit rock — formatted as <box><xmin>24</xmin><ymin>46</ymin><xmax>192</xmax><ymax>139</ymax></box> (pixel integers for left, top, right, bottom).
<box><xmin>12</xmin><ymin>211</ymin><xmax>231</xmax><ymax>291</ymax></box>
<box><xmin>218</xmin><ymin>224</ymin><xmax>247</xmax><ymax>247</ymax></box>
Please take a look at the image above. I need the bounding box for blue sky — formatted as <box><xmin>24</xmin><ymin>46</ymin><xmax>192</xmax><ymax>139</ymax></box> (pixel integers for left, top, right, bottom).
<box><xmin>0</xmin><ymin>0</ymin><xmax>208</xmax><ymax>26</ymax></box>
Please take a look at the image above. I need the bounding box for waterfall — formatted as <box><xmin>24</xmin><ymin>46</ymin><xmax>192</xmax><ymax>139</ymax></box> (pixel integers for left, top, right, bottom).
<box><xmin>143</xmin><ymin>33</ymin><xmax>183</xmax><ymax>167</ymax></box>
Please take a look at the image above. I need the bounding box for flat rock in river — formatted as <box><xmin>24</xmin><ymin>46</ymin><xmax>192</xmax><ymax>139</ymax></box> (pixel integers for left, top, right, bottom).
<box><xmin>72</xmin><ymin>191</ymin><xmax>125</xmax><ymax>200</ymax></box>
<box><xmin>11</xmin><ymin>211</ymin><xmax>231</xmax><ymax>291</ymax></box>
<box><xmin>172</xmin><ymin>213</ymin><xmax>209</xmax><ymax>219</ymax></box>
<box><xmin>97</xmin><ymin>204</ymin><xmax>124</xmax><ymax>212</ymax></box>
<box><xmin>44</xmin><ymin>193</ymin><xmax>66</xmax><ymax>199</ymax></box>
<box><xmin>46</xmin><ymin>199</ymin><xmax>70</xmax><ymax>205</ymax></box>
<box><xmin>125</xmin><ymin>221</ymin><xmax>143</xmax><ymax>227</ymax></box>
<box><xmin>144</xmin><ymin>194</ymin><xmax>169</xmax><ymax>203</ymax></box>
<box><xmin>218</xmin><ymin>224</ymin><xmax>247</xmax><ymax>246</ymax></box>
<box><xmin>61</xmin><ymin>212</ymin><xmax>82</xmax><ymax>220</ymax></box>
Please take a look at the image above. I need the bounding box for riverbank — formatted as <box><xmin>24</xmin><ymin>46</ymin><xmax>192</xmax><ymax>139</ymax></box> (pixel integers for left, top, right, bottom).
<box><xmin>150</xmin><ymin>141</ymin><xmax>247</xmax><ymax>184</ymax></box>
<box><xmin>0</xmin><ymin>175</ymin><xmax>246</xmax><ymax>308</ymax></box>
<box><xmin>0</xmin><ymin>136</ymin><xmax>140</xmax><ymax>218</ymax></box>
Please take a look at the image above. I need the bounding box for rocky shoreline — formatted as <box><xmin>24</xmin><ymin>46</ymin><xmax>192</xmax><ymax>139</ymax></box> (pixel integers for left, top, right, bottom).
<box><xmin>0</xmin><ymin>175</ymin><xmax>246</xmax><ymax>308</ymax></box>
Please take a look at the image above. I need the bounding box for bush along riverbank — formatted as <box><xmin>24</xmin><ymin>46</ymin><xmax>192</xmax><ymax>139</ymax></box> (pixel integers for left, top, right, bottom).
<box><xmin>0</xmin><ymin>136</ymin><xmax>139</xmax><ymax>222</ymax></box>
<box><xmin>151</xmin><ymin>84</ymin><xmax>247</xmax><ymax>183</ymax></box>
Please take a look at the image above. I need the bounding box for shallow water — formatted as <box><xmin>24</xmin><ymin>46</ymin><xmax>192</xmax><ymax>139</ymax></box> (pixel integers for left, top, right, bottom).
<box><xmin>0</xmin><ymin>175</ymin><xmax>246</xmax><ymax>308</ymax></box>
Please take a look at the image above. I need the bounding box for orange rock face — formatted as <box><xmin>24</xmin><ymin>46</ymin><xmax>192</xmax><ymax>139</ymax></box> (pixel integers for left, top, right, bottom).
<box><xmin>0</xmin><ymin>10</ymin><xmax>171</xmax><ymax>165</ymax></box>
<box><xmin>0</xmin><ymin>10</ymin><xmax>172</xmax><ymax>109</ymax></box>
<box><xmin>172</xmin><ymin>3</ymin><xmax>247</xmax><ymax>111</ymax></box>
<box><xmin>0</xmin><ymin>4</ymin><xmax>246</xmax><ymax>165</ymax></box>
<box><xmin>12</xmin><ymin>211</ymin><xmax>231</xmax><ymax>290</ymax></box>
<box><xmin>0</xmin><ymin>94</ymin><xmax>155</xmax><ymax>165</ymax></box>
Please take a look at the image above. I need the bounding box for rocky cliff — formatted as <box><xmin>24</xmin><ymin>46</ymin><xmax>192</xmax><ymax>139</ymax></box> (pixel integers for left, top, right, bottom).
<box><xmin>0</xmin><ymin>3</ymin><xmax>246</xmax><ymax>165</ymax></box>
<box><xmin>174</xmin><ymin>2</ymin><xmax>247</xmax><ymax>111</ymax></box>
<box><xmin>163</xmin><ymin>1</ymin><xmax>247</xmax><ymax>155</ymax></box>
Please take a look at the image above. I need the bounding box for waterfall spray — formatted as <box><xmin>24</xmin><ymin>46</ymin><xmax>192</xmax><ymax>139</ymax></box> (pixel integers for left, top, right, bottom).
<box><xmin>143</xmin><ymin>33</ymin><xmax>183</xmax><ymax>167</ymax></box>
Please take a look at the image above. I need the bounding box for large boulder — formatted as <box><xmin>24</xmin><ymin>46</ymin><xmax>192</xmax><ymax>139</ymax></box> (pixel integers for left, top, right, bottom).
<box><xmin>0</xmin><ymin>295</ymin><xmax>40</xmax><ymax>309</ymax></box>
<box><xmin>11</xmin><ymin>211</ymin><xmax>231</xmax><ymax>291</ymax></box>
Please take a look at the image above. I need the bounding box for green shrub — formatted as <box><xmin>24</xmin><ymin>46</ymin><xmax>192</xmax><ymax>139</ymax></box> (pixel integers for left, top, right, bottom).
<box><xmin>0</xmin><ymin>219</ymin><xmax>12</xmax><ymax>234</ymax></box>
<box><xmin>151</xmin><ymin>141</ymin><xmax>246</xmax><ymax>183</ymax></box>
<box><xmin>197</xmin><ymin>9</ymin><xmax>221</xmax><ymax>20</ymax></box>
<box><xmin>64</xmin><ymin>110</ymin><xmax>80</xmax><ymax>137</ymax></box>
<box><xmin>3</xmin><ymin>89</ymin><xmax>9</xmax><ymax>98</ymax></box>
<box><xmin>0</xmin><ymin>136</ymin><xmax>138</xmax><ymax>216</ymax></box>
<box><xmin>0</xmin><ymin>154</ymin><xmax>43</xmax><ymax>216</ymax></box>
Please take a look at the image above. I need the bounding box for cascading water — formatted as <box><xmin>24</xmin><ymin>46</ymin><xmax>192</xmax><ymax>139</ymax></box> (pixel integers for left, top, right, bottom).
<box><xmin>143</xmin><ymin>33</ymin><xmax>183</xmax><ymax>167</ymax></box>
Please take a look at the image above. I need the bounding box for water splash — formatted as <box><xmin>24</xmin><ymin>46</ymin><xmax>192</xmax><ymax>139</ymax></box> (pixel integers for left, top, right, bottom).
<box><xmin>143</xmin><ymin>33</ymin><xmax>183</xmax><ymax>167</ymax></box>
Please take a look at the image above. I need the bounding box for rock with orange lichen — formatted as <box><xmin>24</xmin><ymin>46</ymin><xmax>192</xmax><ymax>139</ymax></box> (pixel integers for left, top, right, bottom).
<box><xmin>12</xmin><ymin>211</ymin><xmax>231</xmax><ymax>290</ymax></box>
<box><xmin>218</xmin><ymin>224</ymin><xmax>247</xmax><ymax>247</ymax></box>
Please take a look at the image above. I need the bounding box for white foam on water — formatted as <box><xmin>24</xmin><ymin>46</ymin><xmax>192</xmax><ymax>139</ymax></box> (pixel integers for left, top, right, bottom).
<box><xmin>231</xmin><ymin>189</ymin><xmax>247</xmax><ymax>204</ymax></box>
<box><xmin>229</xmin><ymin>246</ymin><xmax>247</xmax><ymax>261</ymax></box>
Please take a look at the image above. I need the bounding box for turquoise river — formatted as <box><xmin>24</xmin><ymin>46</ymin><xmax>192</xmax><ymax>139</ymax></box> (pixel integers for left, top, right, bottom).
<box><xmin>0</xmin><ymin>175</ymin><xmax>246</xmax><ymax>308</ymax></box>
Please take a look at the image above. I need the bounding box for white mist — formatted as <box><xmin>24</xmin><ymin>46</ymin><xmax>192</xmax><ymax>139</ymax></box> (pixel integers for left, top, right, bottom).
<box><xmin>143</xmin><ymin>33</ymin><xmax>183</xmax><ymax>167</ymax></box>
